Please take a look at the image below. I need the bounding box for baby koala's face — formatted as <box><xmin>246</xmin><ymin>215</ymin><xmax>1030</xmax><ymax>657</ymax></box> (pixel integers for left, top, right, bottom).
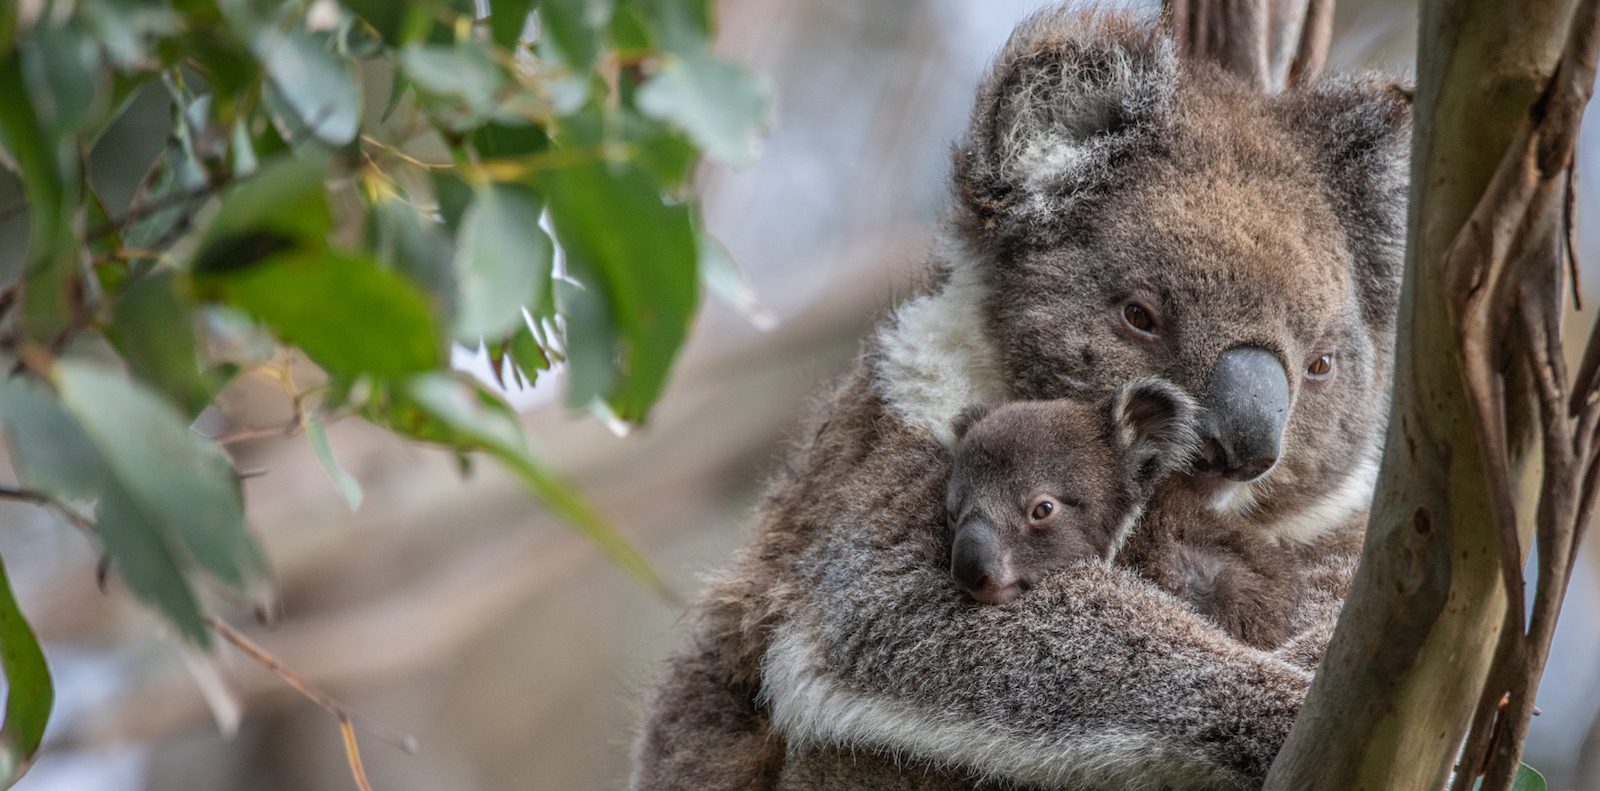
<box><xmin>946</xmin><ymin>379</ymin><xmax>1198</xmax><ymax>605</ymax></box>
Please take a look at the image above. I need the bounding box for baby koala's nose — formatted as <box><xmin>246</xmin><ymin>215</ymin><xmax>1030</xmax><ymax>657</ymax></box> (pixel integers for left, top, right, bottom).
<box><xmin>950</xmin><ymin>521</ymin><xmax>1021</xmax><ymax>604</ymax></box>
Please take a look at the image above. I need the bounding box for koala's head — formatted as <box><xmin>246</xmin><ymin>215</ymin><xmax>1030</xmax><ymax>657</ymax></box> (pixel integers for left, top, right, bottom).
<box><xmin>947</xmin><ymin>10</ymin><xmax>1410</xmax><ymax>538</ymax></box>
<box><xmin>947</xmin><ymin>379</ymin><xmax>1199</xmax><ymax>604</ymax></box>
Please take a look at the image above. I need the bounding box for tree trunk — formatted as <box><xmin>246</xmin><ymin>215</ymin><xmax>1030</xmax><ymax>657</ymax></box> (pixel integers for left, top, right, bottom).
<box><xmin>1263</xmin><ymin>1</ymin><xmax>1600</xmax><ymax>789</ymax></box>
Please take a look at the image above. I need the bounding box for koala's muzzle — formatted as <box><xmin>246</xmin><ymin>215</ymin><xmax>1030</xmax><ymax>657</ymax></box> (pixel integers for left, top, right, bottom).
<box><xmin>1195</xmin><ymin>346</ymin><xmax>1289</xmax><ymax>482</ymax></box>
<box><xmin>950</xmin><ymin>518</ymin><xmax>1021</xmax><ymax>605</ymax></box>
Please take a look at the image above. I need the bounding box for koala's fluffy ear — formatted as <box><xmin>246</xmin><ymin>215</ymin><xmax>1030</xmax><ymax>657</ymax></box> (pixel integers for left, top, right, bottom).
<box><xmin>956</xmin><ymin>11</ymin><xmax>1173</xmax><ymax>224</ymax></box>
<box><xmin>951</xmin><ymin>403</ymin><xmax>994</xmax><ymax>443</ymax></box>
<box><xmin>1108</xmin><ymin>378</ymin><xmax>1200</xmax><ymax>487</ymax></box>
<box><xmin>1281</xmin><ymin>79</ymin><xmax>1412</xmax><ymax>332</ymax></box>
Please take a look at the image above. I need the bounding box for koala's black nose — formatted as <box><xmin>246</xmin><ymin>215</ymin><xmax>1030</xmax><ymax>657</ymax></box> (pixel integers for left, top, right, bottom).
<box><xmin>950</xmin><ymin>519</ymin><xmax>1020</xmax><ymax>604</ymax></box>
<box><xmin>1195</xmin><ymin>346</ymin><xmax>1289</xmax><ymax>482</ymax></box>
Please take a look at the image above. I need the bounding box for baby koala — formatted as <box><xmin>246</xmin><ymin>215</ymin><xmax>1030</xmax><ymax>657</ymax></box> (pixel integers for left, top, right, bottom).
<box><xmin>946</xmin><ymin>378</ymin><xmax>1301</xmax><ymax>649</ymax></box>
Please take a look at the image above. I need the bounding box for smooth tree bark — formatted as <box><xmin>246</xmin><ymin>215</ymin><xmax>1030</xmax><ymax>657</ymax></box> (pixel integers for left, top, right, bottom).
<box><xmin>1260</xmin><ymin>1</ymin><xmax>1600</xmax><ymax>790</ymax></box>
<box><xmin>1164</xmin><ymin>0</ymin><xmax>1333</xmax><ymax>89</ymax></box>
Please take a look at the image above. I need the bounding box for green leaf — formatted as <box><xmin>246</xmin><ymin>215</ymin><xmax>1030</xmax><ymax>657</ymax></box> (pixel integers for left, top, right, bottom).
<box><xmin>635</xmin><ymin>52</ymin><xmax>767</xmax><ymax>166</ymax></box>
<box><xmin>1471</xmin><ymin>763</ymin><xmax>1550</xmax><ymax>791</ymax></box>
<box><xmin>508</xmin><ymin>320</ymin><xmax>551</xmax><ymax>385</ymax></box>
<box><xmin>400</xmin><ymin>372</ymin><xmax>669</xmax><ymax>596</ymax></box>
<box><xmin>618</xmin><ymin>0</ymin><xmax>709</xmax><ymax>57</ymax></box>
<box><xmin>80</xmin><ymin>0</ymin><xmax>183</xmax><ymax>70</ymax></box>
<box><xmin>341</xmin><ymin>0</ymin><xmax>406</xmax><ymax>47</ymax></box>
<box><xmin>254</xmin><ymin>26</ymin><xmax>360</xmax><ymax>145</ymax></box>
<box><xmin>401</xmin><ymin>41</ymin><xmax>504</xmax><ymax>129</ymax></box>
<box><xmin>109</xmin><ymin>271</ymin><xmax>213</xmax><ymax>419</ymax></box>
<box><xmin>452</xmin><ymin>182</ymin><xmax>551</xmax><ymax>342</ymax></box>
<box><xmin>95</xmin><ymin>476</ymin><xmax>209</xmax><ymax>646</ymax></box>
<box><xmin>622</xmin><ymin>111</ymin><xmax>696</xmax><ymax>188</ymax></box>
<box><xmin>369</xmin><ymin>195</ymin><xmax>456</xmax><ymax>321</ymax></box>
<box><xmin>230</xmin><ymin>113</ymin><xmax>257</xmax><ymax>177</ymax></box>
<box><xmin>199</xmin><ymin>249</ymin><xmax>441</xmax><ymax>379</ymax></box>
<box><xmin>54</xmin><ymin>361</ymin><xmax>263</xmax><ymax>597</ymax></box>
<box><xmin>0</xmin><ymin>52</ymin><xmax>78</xmax><ymax>342</ymax></box>
<box><xmin>554</xmin><ymin>275</ymin><xmax>615</xmax><ymax>409</ymax></box>
<box><xmin>431</xmin><ymin>170</ymin><xmax>473</xmax><ymax>234</ymax></box>
<box><xmin>335</xmin><ymin>14</ymin><xmax>385</xmax><ymax>60</ymax></box>
<box><xmin>195</xmin><ymin>155</ymin><xmax>331</xmax><ymax>266</ymax></box>
<box><xmin>697</xmin><ymin>232</ymin><xmax>774</xmax><ymax>330</ymax></box>
<box><xmin>471</xmin><ymin>120</ymin><xmax>549</xmax><ymax>159</ymax></box>
<box><xmin>537</xmin><ymin>0</ymin><xmax>601</xmax><ymax>71</ymax></box>
<box><xmin>19</xmin><ymin>16</ymin><xmax>106</xmax><ymax>138</ymax></box>
<box><xmin>490</xmin><ymin>0</ymin><xmax>535</xmax><ymax>48</ymax></box>
<box><xmin>543</xmin><ymin>160</ymin><xmax>698</xmax><ymax>421</ymax></box>
<box><xmin>1512</xmin><ymin>764</ymin><xmax>1547</xmax><ymax>791</ymax></box>
<box><xmin>0</xmin><ymin>377</ymin><xmax>105</xmax><ymax>500</ymax></box>
<box><xmin>0</xmin><ymin>552</ymin><xmax>52</xmax><ymax>787</ymax></box>
<box><xmin>305</xmin><ymin>412</ymin><xmax>362</xmax><ymax>511</ymax></box>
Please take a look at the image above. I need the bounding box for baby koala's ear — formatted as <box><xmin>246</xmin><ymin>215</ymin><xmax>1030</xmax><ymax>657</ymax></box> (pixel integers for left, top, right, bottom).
<box><xmin>1109</xmin><ymin>378</ymin><xmax>1200</xmax><ymax>486</ymax></box>
<box><xmin>951</xmin><ymin>403</ymin><xmax>994</xmax><ymax>442</ymax></box>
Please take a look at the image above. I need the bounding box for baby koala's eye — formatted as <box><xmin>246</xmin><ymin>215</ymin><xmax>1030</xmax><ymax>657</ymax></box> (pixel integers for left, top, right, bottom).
<box><xmin>1028</xmin><ymin>497</ymin><xmax>1058</xmax><ymax>525</ymax></box>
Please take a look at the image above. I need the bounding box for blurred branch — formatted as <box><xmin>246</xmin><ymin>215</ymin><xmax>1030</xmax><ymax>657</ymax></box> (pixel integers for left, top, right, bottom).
<box><xmin>0</xmin><ymin>484</ymin><xmax>96</xmax><ymax>533</ymax></box>
<box><xmin>204</xmin><ymin>614</ymin><xmax>418</xmax><ymax>788</ymax></box>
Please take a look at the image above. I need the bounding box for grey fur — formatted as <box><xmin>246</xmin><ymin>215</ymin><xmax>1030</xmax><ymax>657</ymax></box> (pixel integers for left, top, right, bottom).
<box><xmin>631</xmin><ymin>7</ymin><xmax>1408</xmax><ymax>790</ymax></box>
<box><xmin>948</xmin><ymin>381</ymin><xmax>1303</xmax><ymax>649</ymax></box>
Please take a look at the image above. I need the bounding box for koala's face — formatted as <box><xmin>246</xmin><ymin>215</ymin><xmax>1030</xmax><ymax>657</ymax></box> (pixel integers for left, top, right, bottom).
<box><xmin>947</xmin><ymin>402</ymin><xmax>1123</xmax><ymax>604</ymax></box>
<box><xmin>991</xmin><ymin>150</ymin><xmax>1384</xmax><ymax>527</ymax></box>
<box><xmin>954</xmin><ymin>20</ymin><xmax>1408</xmax><ymax>534</ymax></box>
<box><xmin>947</xmin><ymin>381</ymin><xmax>1198</xmax><ymax>604</ymax></box>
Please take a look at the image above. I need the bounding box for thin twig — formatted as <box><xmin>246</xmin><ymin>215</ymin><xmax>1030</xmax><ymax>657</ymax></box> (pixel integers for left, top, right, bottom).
<box><xmin>0</xmin><ymin>484</ymin><xmax>96</xmax><ymax>534</ymax></box>
<box><xmin>203</xmin><ymin>615</ymin><xmax>420</xmax><ymax>757</ymax></box>
<box><xmin>340</xmin><ymin>719</ymin><xmax>375</xmax><ymax>791</ymax></box>
<box><xmin>207</xmin><ymin>420</ymin><xmax>302</xmax><ymax>444</ymax></box>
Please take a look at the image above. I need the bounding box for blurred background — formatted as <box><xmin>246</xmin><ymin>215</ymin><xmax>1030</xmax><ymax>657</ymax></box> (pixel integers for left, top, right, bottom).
<box><xmin>4</xmin><ymin>0</ymin><xmax>1600</xmax><ymax>789</ymax></box>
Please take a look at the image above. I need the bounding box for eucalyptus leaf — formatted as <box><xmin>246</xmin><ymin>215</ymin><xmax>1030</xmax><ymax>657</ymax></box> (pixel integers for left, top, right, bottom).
<box><xmin>370</xmin><ymin>195</ymin><xmax>456</xmax><ymax>322</ymax></box>
<box><xmin>452</xmin><ymin>182</ymin><xmax>551</xmax><ymax>342</ymax></box>
<box><xmin>95</xmin><ymin>476</ymin><xmax>210</xmax><ymax>646</ymax></box>
<box><xmin>341</xmin><ymin>0</ymin><xmax>406</xmax><ymax>47</ymax></box>
<box><xmin>401</xmin><ymin>42</ymin><xmax>504</xmax><ymax>129</ymax></box>
<box><xmin>508</xmin><ymin>320</ymin><xmax>551</xmax><ymax>385</ymax></box>
<box><xmin>0</xmin><ymin>377</ymin><xmax>104</xmax><ymax>500</ymax></box>
<box><xmin>109</xmin><ymin>270</ymin><xmax>213</xmax><ymax>419</ymax></box>
<box><xmin>305</xmin><ymin>412</ymin><xmax>362</xmax><ymax>511</ymax></box>
<box><xmin>19</xmin><ymin>17</ymin><xmax>106</xmax><ymax>138</ymax></box>
<box><xmin>554</xmin><ymin>274</ymin><xmax>615</xmax><ymax>409</ymax></box>
<box><xmin>198</xmin><ymin>249</ymin><xmax>441</xmax><ymax>378</ymax></box>
<box><xmin>636</xmin><ymin>52</ymin><xmax>767</xmax><ymax>166</ymax></box>
<box><xmin>537</xmin><ymin>0</ymin><xmax>600</xmax><ymax>71</ymax></box>
<box><xmin>697</xmin><ymin>232</ymin><xmax>774</xmax><ymax>330</ymax></box>
<box><xmin>0</xmin><ymin>553</ymin><xmax>53</xmax><ymax>788</ymax></box>
<box><xmin>254</xmin><ymin>26</ymin><xmax>360</xmax><ymax>145</ymax></box>
<box><xmin>54</xmin><ymin>361</ymin><xmax>263</xmax><ymax>595</ymax></box>
<box><xmin>543</xmin><ymin>160</ymin><xmax>697</xmax><ymax>421</ymax></box>
<box><xmin>81</xmin><ymin>0</ymin><xmax>183</xmax><ymax>70</ymax></box>
<box><xmin>490</xmin><ymin>0</ymin><xmax>535</xmax><ymax>48</ymax></box>
<box><xmin>1512</xmin><ymin>764</ymin><xmax>1547</xmax><ymax>791</ymax></box>
<box><xmin>195</xmin><ymin>154</ymin><xmax>331</xmax><ymax>263</ymax></box>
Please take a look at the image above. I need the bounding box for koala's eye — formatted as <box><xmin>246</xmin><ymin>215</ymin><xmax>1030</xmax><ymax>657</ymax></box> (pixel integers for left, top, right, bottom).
<box><xmin>1122</xmin><ymin>303</ymin><xmax>1158</xmax><ymax>337</ymax></box>
<box><xmin>1306</xmin><ymin>353</ymin><xmax>1334</xmax><ymax>380</ymax></box>
<box><xmin>1028</xmin><ymin>498</ymin><xmax>1056</xmax><ymax>523</ymax></box>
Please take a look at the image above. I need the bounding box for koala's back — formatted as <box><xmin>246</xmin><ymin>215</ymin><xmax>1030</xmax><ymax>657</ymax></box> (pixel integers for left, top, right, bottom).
<box><xmin>1118</xmin><ymin>486</ymin><xmax>1303</xmax><ymax>649</ymax></box>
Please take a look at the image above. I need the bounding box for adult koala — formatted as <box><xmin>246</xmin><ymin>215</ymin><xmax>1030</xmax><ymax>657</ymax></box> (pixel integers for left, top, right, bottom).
<box><xmin>631</xmin><ymin>8</ymin><xmax>1409</xmax><ymax>791</ymax></box>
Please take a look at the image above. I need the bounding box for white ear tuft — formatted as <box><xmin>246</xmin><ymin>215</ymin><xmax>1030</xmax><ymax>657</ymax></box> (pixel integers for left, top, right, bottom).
<box><xmin>972</xmin><ymin>11</ymin><xmax>1175</xmax><ymax>194</ymax></box>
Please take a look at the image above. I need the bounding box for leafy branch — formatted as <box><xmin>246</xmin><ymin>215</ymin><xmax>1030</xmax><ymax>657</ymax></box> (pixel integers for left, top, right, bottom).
<box><xmin>0</xmin><ymin>0</ymin><xmax>773</xmax><ymax>784</ymax></box>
